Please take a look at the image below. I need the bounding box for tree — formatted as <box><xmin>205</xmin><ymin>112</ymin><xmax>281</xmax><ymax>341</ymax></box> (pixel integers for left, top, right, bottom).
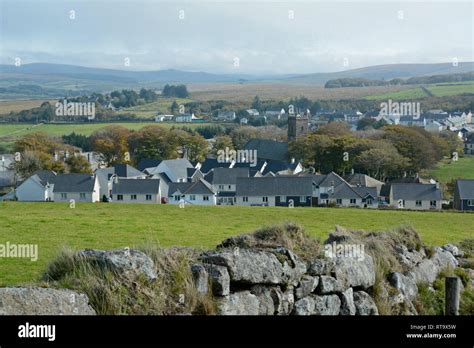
<box><xmin>66</xmin><ymin>154</ymin><xmax>92</xmax><ymax>174</ymax></box>
<box><xmin>162</xmin><ymin>85</ymin><xmax>189</xmax><ymax>98</ymax></box>
<box><xmin>252</xmin><ymin>96</ymin><xmax>262</xmax><ymax>111</ymax></box>
<box><xmin>170</xmin><ymin>100</ymin><xmax>179</xmax><ymax>114</ymax></box>
<box><xmin>128</xmin><ymin>125</ymin><xmax>178</xmax><ymax>163</ymax></box>
<box><xmin>11</xmin><ymin>151</ymin><xmax>43</xmax><ymax>178</ymax></box>
<box><xmin>90</xmin><ymin>126</ymin><xmax>131</xmax><ymax>166</ymax></box>
<box><xmin>174</xmin><ymin>130</ymin><xmax>208</xmax><ymax>162</ymax></box>
<box><xmin>212</xmin><ymin>135</ymin><xmax>234</xmax><ymax>156</ymax></box>
<box><xmin>357</xmin><ymin>117</ymin><xmax>376</xmax><ymax>130</ymax></box>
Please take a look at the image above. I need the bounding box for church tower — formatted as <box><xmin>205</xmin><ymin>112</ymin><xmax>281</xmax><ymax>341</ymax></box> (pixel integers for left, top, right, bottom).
<box><xmin>288</xmin><ymin>111</ymin><xmax>310</xmax><ymax>141</ymax></box>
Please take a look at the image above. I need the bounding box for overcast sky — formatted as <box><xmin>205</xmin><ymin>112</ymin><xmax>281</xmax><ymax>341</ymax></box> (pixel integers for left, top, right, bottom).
<box><xmin>1</xmin><ymin>0</ymin><xmax>473</xmax><ymax>74</ymax></box>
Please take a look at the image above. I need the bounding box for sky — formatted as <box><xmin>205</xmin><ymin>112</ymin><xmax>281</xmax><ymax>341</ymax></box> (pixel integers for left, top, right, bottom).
<box><xmin>0</xmin><ymin>0</ymin><xmax>473</xmax><ymax>74</ymax></box>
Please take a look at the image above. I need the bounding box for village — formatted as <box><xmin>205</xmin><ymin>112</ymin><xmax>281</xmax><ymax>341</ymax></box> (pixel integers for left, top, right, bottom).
<box><xmin>1</xmin><ymin>107</ymin><xmax>473</xmax><ymax>212</ymax></box>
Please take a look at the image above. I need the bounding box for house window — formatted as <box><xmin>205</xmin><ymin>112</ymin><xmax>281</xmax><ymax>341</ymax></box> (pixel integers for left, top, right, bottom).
<box><xmin>146</xmin><ymin>195</ymin><xmax>152</xmax><ymax>201</ymax></box>
<box><xmin>61</xmin><ymin>193</ymin><xmax>67</xmax><ymax>200</ymax></box>
<box><xmin>350</xmin><ymin>199</ymin><xmax>356</xmax><ymax>204</ymax></box>
<box><xmin>79</xmin><ymin>193</ymin><xmax>86</xmax><ymax>200</ymax></box>
<box><xmin>174</xmin><ymin>195</ymin><xmax>180</xmax><ymax>201</ymax></box>
<box><xmin>190</xmin><ymin>195</ymin><xmax>196</xmax><ymax>201</ymax></box>
<box><xmin>262</xmin><ymin>196</ymin><xmax>268</xmax><ymax>203</ymax></box>
<box><xmin>280</xmin><ymin>196</ymin><xmax>286</xmax><ymax>201</ymax></box>
<box><xmin>203</xmin><ymin>195</ymin><xmax>209</xmax><ymax>201</ymax></box>
<box><xmin>131</xmin><ymin>194</ymin><xmax>137</xmax><ymax>200</ymax></box>
<box><xmin>300</xmin><ymin>196</ymin><xmax>306</xmax><ymax>203</ymax></box>
<box><xmin>430</xmin><ymin>200</ymin><xmax>437</xmax><ymax>208</ymax></box>
<box><xmin>468</xmin><ymin>200</ymin><xmax>474</xmax><ymax>206</ymax></box>
<box><xmin>336</xmin><ymin>199</ymin><xmax>342</xmax><ymax>205</ymax></box>
<box><xmin>416</xmin><ymin>200</ymin><xmax>422</xmax><ymax>207</ymax></box>
<box><xmin>117</xmin><ymin>194</ymin><xmax>123</xmax><ymax>201</ymax></box>
<box><xmin>228</xmin><ymin>185</ymin><xmax>231</xmax><ymax>189</ymax></box>
<box><xmin>219</xmin><ymin>185</ymin><xmax>224</xmax><ymax>190</ymax></box>
<box><xmin>366</xmin><ymin>198</ymin><xmax>373</xmax><ymax>205</ymax></box>
<box><xmin>243</xmin><ymin>197</ymin><xmax>248</xmax><ymax>202</ymax></box>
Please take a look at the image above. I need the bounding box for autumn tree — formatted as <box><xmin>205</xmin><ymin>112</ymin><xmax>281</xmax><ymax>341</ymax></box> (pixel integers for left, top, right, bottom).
<box><xmin>90</xmin><ymin>126</ymin><xmax>131</xmax><ymax>166</ymax></box>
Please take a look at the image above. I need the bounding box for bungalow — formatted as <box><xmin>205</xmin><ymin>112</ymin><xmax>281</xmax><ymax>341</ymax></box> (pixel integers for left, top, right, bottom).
<box><xmin>246</xmin><ymin>109</ymin><xmax>260</xmax><ymax>117</ymax></box>
<box><xmin>53</xmin><ymin>173</ymin><xmax>100</xmax><ymax>203</ymax></box>
<box><xmin>216</xmin><ymin>111</ymin><xmax>236</xmax><ymax>121</ymax></box>
<box><xmin>454</xmin><ymin>179</ymin><xmax>474</xmax><ymax>211</ymax></box>
<box><xmin>95</xmin><ymin>164</ymin><xmax>146</xmax><ymax>201</ymax></box>
<box><xmin>111</xmin><ymin>178</ymin><xmax>161</xmax><ymax>204</ymax></box>
<box><xmin>389</xmin><ymin>183</ymin><xmax>442</xmax><ymax>210</ymax></box>
<box><xmin>15</xmin><ymin>170</ymin><xmax>56</xmax><ymax>201</ymax></box>
<box><xmin>155</xmin><ymin>114</ymin><xmax>174</xmax><ymax>122</ymax></box>
<box><xmin>264</xmin><ymin>109</ymin><xmax>285</xmax><ymax>119</ymax></box>
<box><xmin>168</xmin><ymin>179</ymin><xmax>216</xmax><ymax>205</ymax></box>
<box><xmin>235</xmin><ymin>176</ymin><xmax>313</xmax><ymax>207</ymax></box>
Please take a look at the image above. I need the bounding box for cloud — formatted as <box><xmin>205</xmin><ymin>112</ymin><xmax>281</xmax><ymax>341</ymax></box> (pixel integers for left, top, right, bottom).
<box><xmin>1</xmin><ymin>0</ymin><xmax>472</xmax><ymax>73</ymax></box>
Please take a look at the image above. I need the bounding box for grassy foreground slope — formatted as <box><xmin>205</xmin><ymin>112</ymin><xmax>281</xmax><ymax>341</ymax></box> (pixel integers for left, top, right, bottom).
<box><xmin>0</xmin><ymin>202</ymin><xmax>473</xmax><ymax>285</ymax></box>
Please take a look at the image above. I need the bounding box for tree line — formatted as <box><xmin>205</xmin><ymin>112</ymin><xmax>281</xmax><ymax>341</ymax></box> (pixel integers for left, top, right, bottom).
<box><xmin>289</xmin><ymin>123</ymin><xmax>464</xmax><ymax>180</ymax></box>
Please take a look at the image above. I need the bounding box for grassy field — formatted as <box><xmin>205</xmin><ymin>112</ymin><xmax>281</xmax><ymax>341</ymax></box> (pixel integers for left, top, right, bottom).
<box><xmin>0</xmin><ymin>202</ymin><xmax>473</xmax><ymax>286</ymax></box>
<box><xmin>365</xmin><ymin>81</ymin><xmax>474</xmax><ymax>100</ymax></box>
<box><xmin>426</xmin><ymin>155</ymin><xmax>474</xmax><ymax>183</ymax></box>
<box><xmin>428</xmin><ymin>81</ymin><xmax>474</xmax><ymax>97</ymax></box>
<box><xmin>121</xmin><ymin>97</ymin><xmax>195</xmax><ymax>118</ymax></box>
<box><xmin>0</xmin><ymin>99</ymin><xmax>58</xmax><ymax>115</ymax></box>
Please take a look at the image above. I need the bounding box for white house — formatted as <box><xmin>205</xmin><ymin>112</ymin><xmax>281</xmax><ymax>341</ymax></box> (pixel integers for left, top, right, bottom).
<box><xmin>53</xmin><ymin>173</ymin><xmax>100</xmax><ymax>203</ymax></box>
<box><xmin>111</xmin><ymin>178</ymin><xmax>161</xmax><ymax>204</ymax></box>
<box><xmin>389</xmin><ymin>183</ymin><xmax>442</xmax><ymax>210</ymax></box>
<box><xmin>15</xmin><ymin>170</ymin><xmax>56</xmax><ymax>201</ymax></box>
<box><xmin>95</xmin><ymin>164</ymin><xmax>146</xmax><ymax>200</ymax></box>
<box><xmin>155</xmin><ymin>114</ymin><xmax>174</xmax><ymax>122</ymax></box>
<box><xmin>168</xmin><ymin>179</ymin><xmax>216</xmax><ymax>205</ymax></box>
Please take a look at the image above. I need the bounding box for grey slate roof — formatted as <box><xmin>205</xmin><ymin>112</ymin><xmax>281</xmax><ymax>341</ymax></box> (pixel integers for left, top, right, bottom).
<box><xmin>344</xmin><ymin>173</ymin><xmax>383</xmax><ymax>188</ymax></box>
<box><xmin>138</xmin><ymin>159</ymin><xmax>162</xmax><ymax>171</ymax></box>
<box><xmin>236</xmin><ymin>176</ymin><xmax>313</xmax><ymax>196</ymax></box>
<box><xmin>53</xmin><ymin>174</ymin><xmax>96</xmax><ymax>193</ymax></box>
<box><xmin>113</xmin><ymin>164</ymin><xmax>144</xmax><ymax>178</ymax></box>
<box><xmin>261</xmin><ymin>160</ymin><xmax>299</xmax><ymax>175</ymax></box>
<box><xmin>168</xmin><ymin>179</ymin><xmax>215</xmax><ymax>196</ymax></box>
<box><xmin>351</xmin><ymin>186</ymin><xmax>378</xmax><ymax>199</ymax></box>
<box><xmin>210</xmin><ymin>167</ymin><xmax>250</xmax><ymax>185</ymax></box>
<box><xmin>156</xmin><ymin>159</ymin><xmax>194</xmax><ymax>180</ymax></box>
<box><xmin>317</xmin><ymin>172</ymin><xmax>346</xmax><ymax>188</ymax></box>
<box><xmin>199</xmin><ymin>158</ymin><xmax>232</xmax><ymax>174</ymax></box>
<box><xmin>112</xmin><ymin>178</ymin><xmax>161</xmax><ymax>194</ymax></box>
<box><xmin>391</xmin><ymin>183</ymin><xmax>442</xmax><ymax>201</ymax></box>
<box><xmin>33</xmin><ymin>170</ymin><xmax>57</xmax><ymax>185</ymax></box>
<box><xmin>456</xmin><ymin>179</ymin><xmax>474</xmax><ymax>199</ymax></box>
<box><xmin>243</xmin><ymin>139</ymin><xmax>288</xmax><ymax>161</ymax></box>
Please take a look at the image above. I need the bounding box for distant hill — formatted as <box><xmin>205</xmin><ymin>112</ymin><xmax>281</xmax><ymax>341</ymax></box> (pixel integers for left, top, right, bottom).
<box><xmin>1</xmin><ymin>62</ymin><xmax>473</xmax><ymax>99</ymax></box>
<box><xmin>286</xmin><ymin>62</ymin><xmax>474</xmax><ymax>85</ymax></box>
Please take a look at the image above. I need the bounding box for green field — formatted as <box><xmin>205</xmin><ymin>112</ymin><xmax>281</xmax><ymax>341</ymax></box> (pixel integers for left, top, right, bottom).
<box><xmin>365</xmin><ymin>81</ymin><xmax>474</xmax><ymax>100</ymax></box>
<box><xmin>0</xmin><ymin>202</ymin><xmax>473</xmax><ymax>286</ymax></box>
<box><xmin>426</xmin><ymin>155</ymin><xmax>474</xmax><ymax>183</ymax></box>
<box><xmin>121</xmin><ymin>97</ymin><xmax>195</xmax><ymax>118</ymax></box>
